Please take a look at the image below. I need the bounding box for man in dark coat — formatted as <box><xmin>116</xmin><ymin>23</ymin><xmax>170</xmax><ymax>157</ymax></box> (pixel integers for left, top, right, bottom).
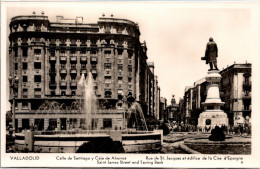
<box><xmin>204</xmin><ymin>37</ymin><xmax>219</xmax><ymax>70</ymax></box>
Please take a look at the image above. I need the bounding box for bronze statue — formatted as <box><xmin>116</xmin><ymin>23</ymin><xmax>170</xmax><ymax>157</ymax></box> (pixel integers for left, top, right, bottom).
<box><xmin>201</xmin><ymin>37</ymin><xmax>219</xmax><ymax>71</ymax></box>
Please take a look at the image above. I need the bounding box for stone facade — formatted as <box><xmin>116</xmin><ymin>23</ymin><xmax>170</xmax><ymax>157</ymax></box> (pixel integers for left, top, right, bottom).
<box><xmin>219</xmin><ymin>63</ymin><xmax>252</xmax><ymax>126</ymax></box>
<box><xmin>8</xmin><ymin>14</ymin><xmax>160</xmax><ymax>131</ymax></box>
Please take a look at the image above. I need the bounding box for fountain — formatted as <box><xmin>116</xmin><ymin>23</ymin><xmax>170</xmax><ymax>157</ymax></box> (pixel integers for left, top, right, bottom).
<box><xmin>14</xmin><ymin>72</ymin><xmax>163</xmax><ymax>153</ymax></box>
<box><xmin>78</xmin><ymin>72</ymin><xmax>97</xmax><ymax>130</ymax></box>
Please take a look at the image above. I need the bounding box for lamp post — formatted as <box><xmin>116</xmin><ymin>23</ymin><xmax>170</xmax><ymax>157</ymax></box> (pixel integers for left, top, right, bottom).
<box><xmin>8</xmin><ymin>75</ymin><xmax>19</xmax><ymax>135</ymax></box>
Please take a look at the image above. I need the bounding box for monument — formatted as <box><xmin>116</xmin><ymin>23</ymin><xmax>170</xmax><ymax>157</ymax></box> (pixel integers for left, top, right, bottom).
<box><xmin>198</xmin><ymin>37</ymin><xmax>229</xmax><ymax>130</ymax></box>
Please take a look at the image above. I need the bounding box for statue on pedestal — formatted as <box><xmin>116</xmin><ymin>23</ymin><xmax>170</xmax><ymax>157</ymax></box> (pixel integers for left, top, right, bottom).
<box><xmin>201</xmin><ymin>37</ymin><xmax>219</xmax><ymax>71</ymax></box>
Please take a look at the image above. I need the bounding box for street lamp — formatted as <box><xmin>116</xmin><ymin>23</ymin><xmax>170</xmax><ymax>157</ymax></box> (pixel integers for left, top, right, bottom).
<box><xmin>8</xmin><ymin>75</ymin><xmax>19</xmax><ymax>135</ymax></box>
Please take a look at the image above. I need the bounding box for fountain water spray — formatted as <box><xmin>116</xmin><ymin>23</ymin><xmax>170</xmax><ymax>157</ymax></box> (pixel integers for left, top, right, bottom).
<box><xmin>79</xmin><ymin>72</ymin><xmax>97</xmax><ymax>130</ymax></box>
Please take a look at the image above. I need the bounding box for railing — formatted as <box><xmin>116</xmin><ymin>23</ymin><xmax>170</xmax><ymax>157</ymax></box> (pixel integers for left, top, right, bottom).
<box><xmin>70</xmin><ymin>56</ymin><xmax>77</xmax><ymax>62</ymax></box>
<box><xmin>80</xmin><ymin>56</ymin><xmax>87</xmax><ymax>62</ymax></box>
<box><xmin>49</xmin><ymin>56</ymin><xmax>56</xmax><ymax>61</ymax></box>
<box><xmin>91</xmin><ymin>56</ymin><xmax>98</xmax><ymax>63</ymax></box>
<box><xmin>60</xmin><ymin>81</ymin><xmax>67</xmax><ymax>87</ymax></box>
<box><xmin>70</xmin><ymin>69</ymin><xmax>77</xmax><ymax>74</ymax></box>
<box><xmin>60</xmin><ymin>69</ymin><xmax>67</xmax><ymax>74</ymax></box>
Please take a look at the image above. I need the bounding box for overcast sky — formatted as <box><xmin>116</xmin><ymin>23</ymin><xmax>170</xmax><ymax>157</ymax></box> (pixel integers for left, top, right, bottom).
<box><xmin>3</xmin><ymin>2</ymin><xmax>257</xmax><ymax>106</ymax></box>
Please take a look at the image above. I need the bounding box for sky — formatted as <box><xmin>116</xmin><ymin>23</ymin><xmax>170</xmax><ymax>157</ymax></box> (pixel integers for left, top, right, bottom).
<box><xmin>3</xmin><ymin>1</ymin><xmax>257</xmax><ymax>106</ymax></box>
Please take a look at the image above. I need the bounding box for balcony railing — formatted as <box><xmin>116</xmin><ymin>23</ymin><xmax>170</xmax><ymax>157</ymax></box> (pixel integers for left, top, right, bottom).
<box><xmin>80</xmin><ymin>69</ymin><xmax>87</xmax><ymax>75</ymax></box>
<box><xmin>70</xmin><ymin>56</ymin><xmax>77</xmax><ymax>62</ymax></box>
<box><xmin>70</xmin><ymin>81</ymin><xmax>77</xmax><ymax>88</ymax></box>
<box><xmin>70</xmin><ymin>69</ymin><xmax>77</xmax><ymax>74</ymax></box>
<box><xmin>60</xmin><ymin>69</ymin><xmax>67</xmax><ymax>74</ymax></box>
<box><xmin>80</xmin><ymin>56</ymin><xmax>87</xmax><ymax>63</ymax></box>
<box><xmin>91</xmin><ymin>69</ymin><xmax>97</xmax><ymax>74</ymax></box>
<box><xmin>49</xmin><ymin>82</ymin><xmax>56</xmax><ymax>89</ymax></box>
<box><xmin>60</xmin><ymin>81</ymin><xmax>67</xmax><ymax>88</ymax></box>
<box><xmin>49</xmin><ymin>56</ymin><xmax>56</xmax><ymax>61</ymax></box>
<box><xmin>91</xmin><ymin>56</ymin><xmax>98</xmax><ymax>63</ymax></box>
<box><xmin>60</xmin><ymin>55</ymin><xmax>67</xmax><ymax>62</ymax></box>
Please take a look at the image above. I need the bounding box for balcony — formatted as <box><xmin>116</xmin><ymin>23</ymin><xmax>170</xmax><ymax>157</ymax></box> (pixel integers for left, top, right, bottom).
<box><xmin>91</xmin><ymin>69</ymin><xmax>97</xmax><ymax>75</ymax></box>
<box><xmin>80</xmin><ymin>56</ymin><xmax>87</xmax><ymax>63</ymax></box>
<box><xmin>80</xmin><ymin>69</ymin><xmax>87</xmax><ymax>75</ymax></box>
<box><xmin>91</xmin><ymin>56</ymin><xmax>98</xmax><ymax>63</ymax></box>
<box><xmin>49</xmin><ymin>56</ymin><xmax>56</xmax><ymax>61</ymax></box>
<box><xmin>49</xmin><ymin>81</ymin><xmax>56</xmax><ymax>89</ymax></box>
<box><xmin>70</xmin><ymin>69</ymin><xmax>77</xmax><ymax>74</ymax></box>
<box><xmin>70</xmin><ymin>81</ymin><xmax>77</xmax><ymax>89</ymax></box>
<box><xmin>60</xmin><ymin>81</ymin><xmax>67</xmax><ymax>89</ymax></box>
<box><xmin>70</xmin><ymin>56</ymin><xmax>77</xmax><ymax>63</ymax></box>
<box><xmin>60</xmin><ymin>69</ymin><xmax>67</xmax><ymax>74</ymax></box>
<box><xmin>60</xmin><ymin>55</ymin><xmax>67</xmax><ymax>62</ymax></box>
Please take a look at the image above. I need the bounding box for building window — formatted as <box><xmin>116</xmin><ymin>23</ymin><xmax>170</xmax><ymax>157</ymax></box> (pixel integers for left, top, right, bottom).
<box><xmin>80</xmin><ymin>50</ymin><xmax>87</xmax><ymax>54</ymax></box>
<box><xmin>34</xmin><ymin>75</ymin><xmax>41</xmax><ymax>82</ymax></box>
<box><xmin>105</xmin><ymin>91</ymin><xmax>112</xmax><ymax>98</ymax></box>
<box><xmin>103</xmin><ymin>118</ymin><xmax>112</xmax><ymax>128</ymax></box>
<box><xmin>105</xmin><ymin>26</ymin><xmax>111</xmax><ymax>33</ymax></box>
<box><xmin>128</xmin><ymin>65</ymin><xmax>132</xmax><ymax>72</ymax></box>
<box><xmin>23</xmin><ymin>88</ymin><xmax>28</xmax><ymax>98</ymax></box>
<box><xmin>81</xmin><ymin>64</ymin><xmax>86</xmax><ymax>70</ymax></box>
<box><xmin>128</xmin><ymin>77</ymin><xmax>132</xmax><ymax>83</ymax></box>
<box><xmin>34</xmin><ymin>49</ymin><xmax>41</xmax><ymax>55</ymax></box>
<box><xmin>105</xmin><ymin>76</ymin><xmax>111</xmax><ymax>83</ymax></box>
<box><xmin>104</xmin><ymin>63</ymin><xmax>111</xmax><ymax>70</ymax></box>
<box><xmin>104</xmin><ymin>50</ymin><xmax>111</xmax><ymax>54</ymax></box>
<box><xmin>118</xmin><ymin>64</ymin><xmax>123</xmax><ymax>72</ymax></box>
<box><xmin>71</xmin><ymin>91</ymin><xmax>76</xmax><ymax>96</ymax></box>
<box><xmin>34</xmin><ymin>88</ymin><xmax>41</xmax><ymax>98</ymax></box>
<box><xmin>51</xmin><ymin>91</ymin><xmax>55</xmax><ymax>96</ymax></box>
<box><xmin>61</xmin><ymin>64</ymin><xmax>66</xmax><ymax>69</ymax></box>
<box><xmin>15</xmin><ymin>63</ymin><xmax>18</xmax><ymax>70</ymax></box>
<box><xmin>22</xmin><ymin>102</ymin><xmax>28</xmax><ymax>109</ymax></box>
<box><xmin>118</xmin><ymin>50</ymin><xmax>123</xmax><ymax>55</ymax></box>
<box><xmin>71</xmin><ymin>64</ymin><xmax>76</xmax><ymax>70</ymax></box>
<box><xmin>14</xmin><ymin>49</ymin><xmax>18</xmax><ymax>57</ymax></box>
<box><xmin>50</xmin><ymin>50</ymin><xmax>55</xmax><ymax>56</ymax></box>
<box><xmin>61</xmin><ymin>91</ymin><xmax>66</xmax><ymax>96</ymax></box>
<box><xmin>34</xmin><ymin>62</ymin><xmax>41</xmax><ymax>69</ymax></box>
<box><xmin>23</xmin><ymin>76</ymin><xmax>28</xmax><ymax>82</ymax></box>
<box><xmin>118</xmin><ymin>77</ymin><xmax>122</xmax><ymax>84</ymax></box>
<box><xmin>60</xmin><ymin>50</ymin><xmax>66</xmax><ymax>54</ymax></box>
<box><xmin>22</xmin><ymin>63</ymin><xmax>27</xmax><ymax>70</ymax></box>
<box><xmin>90</xmin><ymin>50</ymin><xmax>96</xmax><ymax>54</ymax></box>
<box><xmin>22</xmin><ymin>48</ymin><xmax>27</xmax><ymax>57</ymax></box>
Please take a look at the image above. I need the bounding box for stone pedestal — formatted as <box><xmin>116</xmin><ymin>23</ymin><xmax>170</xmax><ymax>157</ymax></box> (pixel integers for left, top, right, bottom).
<box><xmin>198</xmin><ymin>70</ymin><xmax>228</xmax><ymax>130</ymax></box>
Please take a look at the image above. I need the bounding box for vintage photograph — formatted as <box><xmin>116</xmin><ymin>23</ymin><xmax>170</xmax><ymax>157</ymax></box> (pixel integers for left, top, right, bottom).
<box><xmin>1</xmin><ymin>1</ymin><xmax>260</xmax><ymax>168</ymax></box>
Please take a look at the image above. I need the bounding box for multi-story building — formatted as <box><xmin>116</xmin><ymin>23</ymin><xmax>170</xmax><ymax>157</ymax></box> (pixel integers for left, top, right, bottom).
<box><xmin>220</xmin><ymin>63</ymin><xmax>251</xmax><ymax>126</ymax></box>
<box><xmin>8</xmin><ymin>13</ymin><xmax>160</xmax><ymax>131</ymax></box>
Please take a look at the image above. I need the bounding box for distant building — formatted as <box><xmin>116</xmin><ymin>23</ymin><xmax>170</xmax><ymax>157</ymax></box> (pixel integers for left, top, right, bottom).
<box><xmin>220</xmin><ymin>63</ymin><xmax>251</xmax><ymax>126</ymax></box>
<box><xmin>159</xmin><ymin>97</ymin><xmax>167</xmax><ymax>121</ymax></box>
<box><xmin>183</xmin><ymin>78</ymin><xmax>207</xmax><ymax>125</ymax></box>
<box><xmin>166</xmin><ymin>95</ymin><xmax>178</xmax><ymax>122</ymax></box>
<box><xmin>8</xmin><ymin>13</ymin><xmax>161</xmax><ymax>131</ymax></box>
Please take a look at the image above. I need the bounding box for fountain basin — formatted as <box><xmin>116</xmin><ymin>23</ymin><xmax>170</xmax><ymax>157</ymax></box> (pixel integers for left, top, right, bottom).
<box><xmin>15</xmin><ymin>130</ymin><xmax>163</xmax><ymax>153</ymax></box>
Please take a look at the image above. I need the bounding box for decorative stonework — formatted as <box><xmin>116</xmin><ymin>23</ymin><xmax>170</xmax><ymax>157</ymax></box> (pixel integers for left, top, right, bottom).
<box><xmin>198</xmin><ymin>70</ymin><xmax>229</xmax><ymax>129</ymax></box>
